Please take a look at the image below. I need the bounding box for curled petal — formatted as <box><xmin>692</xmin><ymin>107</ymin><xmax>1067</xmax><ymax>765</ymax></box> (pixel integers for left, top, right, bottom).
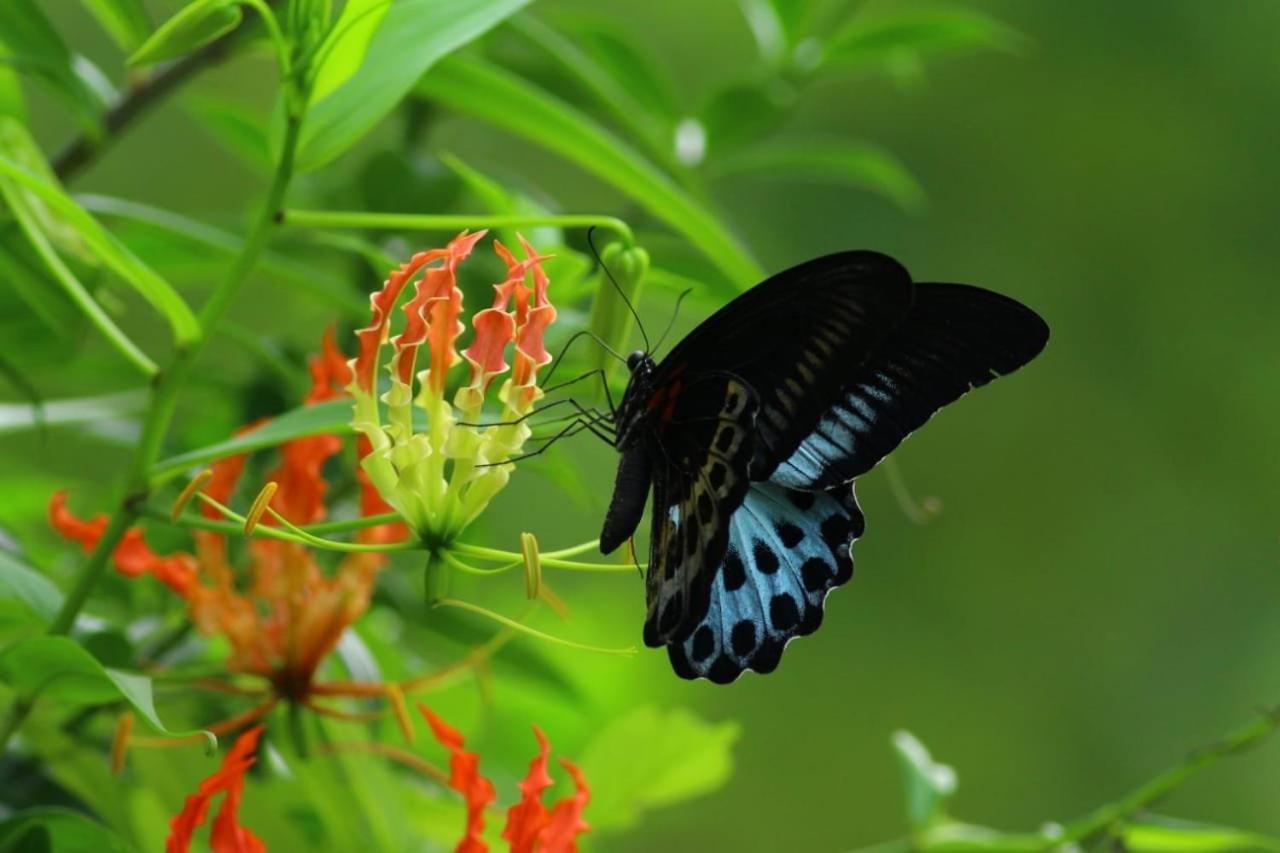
<box><xmin>263</xmin><ymin>433</ymin><xmax>344</xmax><ymax>526</ymax></box>
<box><xmin>353</xmin><ymin>247</ymin><xmax>451</xmax><ymax>392</ymax></box>
<box><xmin>511</xmin><ymin>303</ymin><xmax>556</xmax><ymax>392</ymax></box>
<box><xmin>307</xmin><ymin>326</ymin><xmax>354</xmax><ymax>404</ymax></box>
<box><xmin>502</xmin><ymin>726</ymin><xmax>554</xmax><ymax>853</ymax></box>
<box><xmin>541</xmin><ymin>758</ymin><xmax>591</xmax><ymax>853</ymax></box>
<box><xmin>517</xmin><ymin>234</ymin><xmax>552</xmax><ymax>308</ymax></box>
<box><xmin>50</xmin><ymin>492</ymin><xmax>196</xmax><ymax>594</ymax></box>
<box><xmin>48</xmin><ymin>490</ymin><xmax>106</xmax><ymax>549</ymax></box>
<box><xmin>392</xmin><ymin>230</ymin><xmax>486</xmax><ymax>390</ymax></box>
<box><xmin>459</xmin><ymin>307</ymin><xmax>516</xmax><ymax>407</ymax></box>
<box><xmin>420</xmin><ymin>705</ymin><xmax>497</xmax><ymax>853</ymax></box>
<box><xmin>167</xmin><ymin>726</ymin><xmax>265</xmax><ymax>853</ymax></box>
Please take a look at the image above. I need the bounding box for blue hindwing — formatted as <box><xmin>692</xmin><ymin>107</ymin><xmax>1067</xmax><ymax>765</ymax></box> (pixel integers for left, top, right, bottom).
<box><xmin>667</xmin><ymin>481</ymin><xmax>864</xmax><ymax>683</ymax></box>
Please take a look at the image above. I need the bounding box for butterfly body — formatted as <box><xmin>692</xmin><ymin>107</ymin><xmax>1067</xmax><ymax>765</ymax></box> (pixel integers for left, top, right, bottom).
<box><xmin>599</xmin><ymin>251</ymin><xmax>1049</xmax><ymax>683</ymax></box>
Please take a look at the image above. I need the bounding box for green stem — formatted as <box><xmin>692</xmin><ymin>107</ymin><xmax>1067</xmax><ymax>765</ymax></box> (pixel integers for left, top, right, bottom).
<box><xmin>1056</xmin><ymin>706</ymin><xmax>1280</xmax><ymax>845</ymax></box>
<box><xmin>0</xmin><ymin>110</ymin><xmax>308</xmax><ymax>754</ymax></box>
<box><xmin>144</xmin><ymin>507</ymin><xmax>402</xmax><ymax>538</ymax></box>
<box><xmin>280</xmin><ymin>209</ymin><xmax>636</xmax><ymax>247</ymax></box>
<box><xmin>435</xmin><ymin>598</ymin><xmax>637</xmax><ymax>657</ymax></box>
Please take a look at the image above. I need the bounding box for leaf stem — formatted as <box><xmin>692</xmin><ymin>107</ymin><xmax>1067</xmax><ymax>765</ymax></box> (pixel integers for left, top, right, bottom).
<box><xmin>1056</xmin><ymin>706</ymin><xmax>1280</xmax><ymax>845</ymax></box>
<box><xmin>279</xmin><ymin>208</ymin><xmax>636</xmax><ymax>247</ymax></box>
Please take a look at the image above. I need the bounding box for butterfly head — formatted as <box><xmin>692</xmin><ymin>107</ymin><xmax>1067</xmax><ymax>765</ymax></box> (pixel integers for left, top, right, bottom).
<box><xmin>612</xmin><ymin>350</ymin><xmax>659</xmax><ymax>449</ymax></box>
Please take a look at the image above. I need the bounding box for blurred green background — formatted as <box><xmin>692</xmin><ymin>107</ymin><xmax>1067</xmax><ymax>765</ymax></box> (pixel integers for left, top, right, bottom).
<box><xmin>4</xmin><ymin>1</ymin><xmax>1279</xmax><ymax>850</ymax></box>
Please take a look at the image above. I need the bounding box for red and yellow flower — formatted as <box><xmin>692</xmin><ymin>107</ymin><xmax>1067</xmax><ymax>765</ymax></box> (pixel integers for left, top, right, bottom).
<box><xmin>350</xmin><ymin>231</ymin><xmax>556</xmax><ymax>544</ymax></box>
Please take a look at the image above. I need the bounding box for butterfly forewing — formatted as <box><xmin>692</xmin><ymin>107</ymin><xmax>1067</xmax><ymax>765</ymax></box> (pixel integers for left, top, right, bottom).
<box><xmin>651</xmin><ymin>252</ymin><xmax>915</xmax><ymax>478</ymax></box>
<box><xmin>769</xmin><ymin>283</ymin><xmax>1050</xmax><ymax>490</ymax></box>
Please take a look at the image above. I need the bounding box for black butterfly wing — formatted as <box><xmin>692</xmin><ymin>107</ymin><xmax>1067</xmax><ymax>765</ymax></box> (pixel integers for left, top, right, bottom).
<box><xmin>638</xmin><ymin>252</ymin><xmax>915</xmax><ymax>646</ymax></box>
<box><xmin>642</xmin><ymin>374</ymin><xmax>759</xmax><ymax>646</ymax></box>
<box><xmin>767</xmin><ymin>282</ymin><xmax>1050</xmax><ymax>490</ymax></box>
<box><xmin>651</xmin><ymin>251</ymin><xmax>916</xmax><ymax>479</ymax></box>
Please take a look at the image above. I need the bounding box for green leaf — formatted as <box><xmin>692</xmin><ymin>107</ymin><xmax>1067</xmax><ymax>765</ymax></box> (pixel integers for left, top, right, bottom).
<box><xmin>0</xmin><ymin>0</ymin><xmax>104</xmax><ymax>131</ymax></box>
<box><xmin>0</xmin><ymin>636</ymin><xmax>215</xmax><ymax>750</ymax></box>
<box><xmin>417</xmin><ymin>55</ymin><xmax>764</xmax><ymax>286</ymax></box>
<box><xmin>0</xmin><ymin>549</ymin><xmax>63</xmax><ymax>624</ymax></box>
<box><xmin>0</xmin><ymin>122</ymin><xmax>201</xmax><ymax>346</ymax></box>
<box><xmin>892</xmin><ymin>730</ymin><xmax>957</xmax><ymax>830</ymax></box>
<box><xmin>578</xmin><ymin>706</ymin><xmax>740</xmax><ymax>832</ymax></box>
<box><xmin>296</xmin><ymin>0</ymin><xmax>534</xmax><ymax>172</ymax></box>
<box><xmin>128</xmin><ymin>0</ymin><xmax>242</xmax><ymax>66</ymax></box>
<box><xmin>699</xmin><ymin>83</ymin><xmax>790</xmax><ymax>157</ymax></box>
<box><xmin>0</xmin><ymin>807</ymin><xmax>133</xmax><ymax>853</ymax></box>
<box><xmin>151</xmin><ymin>398</ymin><xmax>352</xmax><ymax>483</ymax></box>
<box><xmin>0</xmin><ymin>123</ymin><xmax>158</xmax><ymax>375</ymax></box>
<box><xmin>823</xmin><ymin>8</ymin><xmax>1023</xmax><ymax>71</ymax></box>
<box><xmin>309</xmin><ymin>0</ymin><xmax>391</xmax><ymax>103</ymax></box>
<box><xmin>918</xmin><ymin>821</ymin><xmax>1048</xmax><ymax>851</ymax></box>
<box><xmin>79</xmin><ymin>194</ymin><xmax>367</xmax><ymax>319</ymax></box>
<box><xmin>0</xmin><ymin>65</ymin><xmax>24</xmax><ymax>121</ymax></box>
<box><xmin>1120</xmin><ymin>816</ymin><xmax>1280</xmax><ymax>852</ymax></box>
<box><xmin>711</xmin><ymin>140</ymin><xmax>923</xmax><ymax>211</ymax></box>
<box><xmin>0</xmin><ymin>232</ymin><xmax>84</xmax><ymax>346</ymax></box>
<box><xmin>184</xmin><ymin>95</ymin><xmax>272</xmax><ymax>172</ymax></box>
<box><xmin>79</xmin><ymin>0</ymin><xmax>153</xmax><ymax>52</ymax></box>
<box><xmin>509</xmin><ymin>16</ymin><xmax>679</xmax><ymax>169</ymax></box>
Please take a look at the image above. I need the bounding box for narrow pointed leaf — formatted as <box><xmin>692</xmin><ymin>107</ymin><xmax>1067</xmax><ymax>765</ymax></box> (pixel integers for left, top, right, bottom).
<box><xmin>296</xmin><ymin>0</ymin><xmax>534</xmax><ymax>172</ymax></box>
<box><xmin>128</xmin><ymin>0</ymin><xmax>241</xmax><ymax>66</ymax></box>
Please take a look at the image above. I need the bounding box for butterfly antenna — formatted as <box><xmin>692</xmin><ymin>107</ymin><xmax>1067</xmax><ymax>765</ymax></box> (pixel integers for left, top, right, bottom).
<box><xmin>587</xmin><ymin>226</ymin><xmax>650</xmax><ymax>353</ymax></box>
<box><xmin>545</xmin><ymin>329</ymin><xmax>626</xmax><ymax>387</ymax></box>
<box><xmin>652</xmin><ymin>287</ymin><xmax>693</xmax><ymax>354</ymax></box>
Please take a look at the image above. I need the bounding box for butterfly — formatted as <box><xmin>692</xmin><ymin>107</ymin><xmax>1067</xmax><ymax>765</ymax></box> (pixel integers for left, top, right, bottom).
<box><xmin>597</xmin><ymin>251</ymin><xmax>1049</xmax><ymax>683</ymax></box>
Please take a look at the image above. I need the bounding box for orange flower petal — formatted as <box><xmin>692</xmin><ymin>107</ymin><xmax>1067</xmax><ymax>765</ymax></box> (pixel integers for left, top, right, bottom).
<box><xmin>263</xmin><ymin>432</ymin><xmax>343</xmax><ymax>526</ymax></box>
<box><xmin>420</xmin><ymin>705</ymin><xmax>497</xmax><ymax>853</ymax></box>
<box><xmin>306</xmin><ymin>326</ymin><xmax>354</xmax><ymax>404</ymax></box>
<box><xmin>540</xmin><ymin>758</ymin><xmax>591</xmax><ymax>853</ymax></box>
<box><xmin>167</xmin><ymin>726</ymin><xmax>265</xmax><ymax>853</ymax></box>
<box><xmin>353</xmin><ymin>247</ymin><xmax>451</xmax><ymax>391</ymax></box>
<box><xmin>502</xmin><ymin>726</ymin><xmax>554</xmax><ymax>853</ymax></box>
<box><xmin>392</xmin><ymin>230</ymin><xmax>486</xmax><ymax>389</ymax></box>
<box><xmin>50</xmin><ymin>492</ymin><xmax>197</xmax><ymax>593</ymax></box>
<box><xmin>48</xmin><ymin>490</ymin><xmax>106</xmax><ymax>550</ymax></box>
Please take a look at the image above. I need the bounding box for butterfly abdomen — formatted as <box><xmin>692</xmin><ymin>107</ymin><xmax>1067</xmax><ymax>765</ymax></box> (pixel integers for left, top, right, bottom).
<box><xmin>600</xmin><ymin>444</ymin><xmax>651</xmax><ymax>555</ymax></box>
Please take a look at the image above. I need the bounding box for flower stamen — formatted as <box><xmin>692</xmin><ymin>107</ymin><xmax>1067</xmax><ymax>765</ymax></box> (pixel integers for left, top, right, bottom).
<box><xmin>171</xmin><ymin>469</ymin><xmax>214</xmax><ymax>521</ymax></box>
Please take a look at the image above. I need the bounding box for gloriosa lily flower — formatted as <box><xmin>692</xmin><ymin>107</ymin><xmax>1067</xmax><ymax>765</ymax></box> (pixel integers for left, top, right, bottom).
<box><xmin>50</xmin><ymin>332</ymin><xmax>407</xmax><ymax>718</ymax></box>
<box><xmin>167</xmin><ymin>726</ymin><xmax>265</xmax><ymax>853</ymax></box>
<box><xmin>421</xmin><ymin>705</ymin><xmax>590</xmax><ymax>853</ymax></box>
<box><xmin>163</xmin><ymin>709</ymin><xmax>590</xmax><ymax>853</ymax></box>
<box><xmin>350</xmin><ymin>230</ymin><xmax>556</xmax><ymax>547</ymax></box>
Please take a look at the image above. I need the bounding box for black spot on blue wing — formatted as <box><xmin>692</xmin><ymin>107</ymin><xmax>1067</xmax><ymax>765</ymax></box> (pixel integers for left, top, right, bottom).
<box><xmin>722</xmin><ymin>551</ymin><xmax>746</xmax><ymax>591</ymax></box>
<box><xmin>770</xmin><ymin>594</ymin><xmax>799</xmax><ymax>631</ymax></box>
<box><xmin>800</xmin><ymin>557</ymin><xmax>831</xmax><ymax>591</ymax></box>
<box><xmin>753</xmin><ymin>540</ymin><xmax>780</xmax><ymax>574</ymax></box>
<box><xmin>691</xmin><ymin>625</ymin><xmax>715</xmax><ymax>662</ymax></box>
<box><xmin>730</xmin><ymin>620</ymin><xmax>756</xmax><ymax>656</ymax></box>
<box><xmin>776</xmin><ymin>522</ymin><xmax>804</xmax><ymax>549</ymax></box>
